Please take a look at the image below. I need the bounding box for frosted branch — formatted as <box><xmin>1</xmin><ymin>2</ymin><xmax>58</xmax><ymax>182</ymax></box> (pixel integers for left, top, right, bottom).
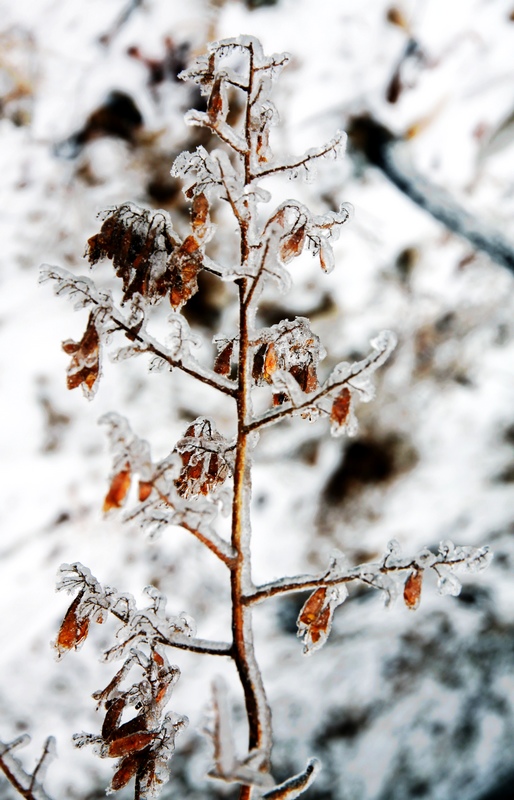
<box><xmin>245</xmin><ymin>542</ymin><xmax>492</xmax><ymax>606</ymax></box>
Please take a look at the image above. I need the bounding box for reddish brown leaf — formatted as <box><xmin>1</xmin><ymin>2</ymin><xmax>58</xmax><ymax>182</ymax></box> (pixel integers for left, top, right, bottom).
<box><xmin>138</xmin><ymin>480</ymin><xmax>153</xmax><ymax>502</ymax></box>
<box><xmin>214</xmin><ymin>341</ymin><xmax>233</xmax><ymax>376</ymax></box>
<box><xmin>63</xmin><ymin>313</ymin><xmax>100</xmax><ymax>395</ymax></box>
<box><xmin>290</xmin><ymin>363</ymin><xmax>318</xmax><ymax>394</ymax></box>
<box><xmin>108</xmin><ymin>714</ymin><xmax>148</xmax><ymax>744</ymax></box>
<box><xmin>404</xmin><ymin>569</ymin><xmax>423</xmax><ymax>610</ymax></box>
<box><xmin>106</xmin><ymin>731</ymin><xmax>157</xmax><ymax>759</ymax></box>
<box><xmin>298</xmin><ymin>588</ymin><xmax>330</xmax><ymax>646</ymax></box>
<box><xmin>55</xmin><ymin>590</ymin><xmax>90</xmax><ymax>656</ymax></box>
<box><xmin>208</xmin><ymin>78</ymin><xmax>224</xmax><ymax>121</ymax></box>
<box><xmin>110</xmin><ymin>752</ymin><xmax>143</xmax><ymax>791</ymax></box>
<box><xmin>330</xmin><ymin>387</ymin><xmax>351</xmax><ymax>428</ymax></box>
<box><xmin>102</xmin><ymin>697</ymin><xmax>126</xmax><ymax>741</ymax></box>
<box><xmin>296</xmin><ymin>584</ymin><xmax>347</xmax><ymax>654</ymax></box>
<box><xmin>103</xmin><ymin>466</ymin><xmax>131</xmax><ymax>512</ymax></box>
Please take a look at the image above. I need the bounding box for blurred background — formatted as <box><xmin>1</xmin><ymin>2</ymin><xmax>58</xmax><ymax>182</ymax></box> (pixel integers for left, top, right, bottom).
<box><xmin>1</xmin><ymin>0</ymin><xmax>514</xmax><ymax>798</ymax></box>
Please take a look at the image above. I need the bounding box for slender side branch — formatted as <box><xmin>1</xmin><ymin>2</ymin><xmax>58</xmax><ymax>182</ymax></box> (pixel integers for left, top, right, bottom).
<box><xmin>252</xmin><ymin>131</ymin><xmax>346</xmax><ymax>181</ymax></box>
<box><xmin>243</xmin><ymin>554</ymin><xmax>476</xmax><ymax>606</ymax></box>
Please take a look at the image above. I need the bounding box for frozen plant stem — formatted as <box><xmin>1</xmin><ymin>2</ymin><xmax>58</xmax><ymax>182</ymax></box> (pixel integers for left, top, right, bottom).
<box><xmin>31</xmin><ymin>35</ymin><xmax>492</xmax><ymax>800</ymax></box>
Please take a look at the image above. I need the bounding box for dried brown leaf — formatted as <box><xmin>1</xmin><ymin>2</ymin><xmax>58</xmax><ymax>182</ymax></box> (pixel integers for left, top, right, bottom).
<box><xmin>111</xmin><ymin>752</ymin><xmax>143</xmax><ymax>791</ymax></box>
<box><xmin>103</xmin><ymin>466</ymin><xmax>131</xmax><ymax>512</ymax></box>
<box><xmin>214</xmin><ymin>341</ymin><xmax>233</xmax><ymax>376</ymax></box>
<box><xmin>191</xmin><ymin>192</ymin><xmax>209</xmax><ymax>231</ymax></box>
<box><xmin>102</xmin><ymin>697</ymin><xmax>126</xmax><ymax>741</ymax></box>
<box><xmin>330</xmin><ymin>387</ymin><xmax>351</xmax><ymax>428</ymax></box>
<box><xmin>404</xmin><ymin>569</ymin><xmax>423</xmax><ymax>610</ymax></box>
<box><xmin>55</xmin><ymin>590</ymin><xmax>90</xmax><ymax>656</ymax></box>
<box><xmin>162</xmin><ymin>235</ymin><xmax>203</xmax><ymax>311</ymax></box>
<box><xmin>106</xmin><ymin>731</ymin><xmax>158</xmax><ymax>759</ymax></box>
<box><xmin>298</xmin><ymin>588</ymin><xmax>331</xmax><ymax>647</ymax></box>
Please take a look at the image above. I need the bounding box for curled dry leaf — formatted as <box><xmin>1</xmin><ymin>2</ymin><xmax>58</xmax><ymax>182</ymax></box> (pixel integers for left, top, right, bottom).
<box><xmin>106</xmin><ymin>731</ymin><xmax>159</xmax><ymax>759</ymax></box>
<box><xmin>403</xmin><ymin>569</ymin><xmax>423</xmax><ymax>610</ymax></box>
<box><xmin>252</xmin><ymin>318</ymin><xmax>323</xmax><ymax>404</ymax></box>
<box><xmin>62</xmin><ymin>312</ymin><xmax>101</xmax><ymax>397</ymax></box>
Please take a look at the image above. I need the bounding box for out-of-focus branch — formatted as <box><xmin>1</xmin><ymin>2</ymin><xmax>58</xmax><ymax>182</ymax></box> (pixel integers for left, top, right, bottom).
<box><xmin>348</xmin><ymin>115</ymin><xmax>514</xmax><ymax>274</ymax></box>
<box><xmin>0</xmin><ymin>736</ymin><xmax>55</xmax><ymax>800</ymax></box>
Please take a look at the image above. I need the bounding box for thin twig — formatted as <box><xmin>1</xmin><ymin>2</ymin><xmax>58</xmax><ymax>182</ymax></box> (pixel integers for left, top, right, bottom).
<box><xmin>243</xmin><ymin>555</ymin><xmax>470</xmax><ymax>605</ymax></box>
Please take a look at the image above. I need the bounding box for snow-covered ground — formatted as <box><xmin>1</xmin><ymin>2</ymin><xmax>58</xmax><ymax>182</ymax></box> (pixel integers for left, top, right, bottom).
<box><xmin>1</xmin><ymin>1</ymin><xmax>514</xmax><ymax>798</ymax></box>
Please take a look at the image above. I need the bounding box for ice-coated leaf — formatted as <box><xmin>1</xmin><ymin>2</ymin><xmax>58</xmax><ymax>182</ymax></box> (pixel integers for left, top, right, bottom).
<box><xmin>54</xmin><ymin>591</ymin><xmax>90</xmax><ymax>657</ymax></box>
<box><xmin>53</xmin><ymin>565</ymin><xmax>114</xmax><ymax>658</ymax></box>
<box><xmin>403</xmin><ymin>570</ymin><xmax>423</xmax><ymax>610</ymax></box>
<box><xmin>330</xmin><ymin>387</ymin><xmax>354</xmax><ymax>436</ymax></box>
<box><xmin>213</xmin><ymin>339</ymin><xmax>234</xmax><ymax>376</ymax></box>
<box><xmin>103</xmin><ymin>467</ymin><xmax>132</xmax><ymax>512</ymax></box>
<box><xmin>297</xmin><ymin>585</ymin><xmax>347</xmax><ymax>655</ymax></box>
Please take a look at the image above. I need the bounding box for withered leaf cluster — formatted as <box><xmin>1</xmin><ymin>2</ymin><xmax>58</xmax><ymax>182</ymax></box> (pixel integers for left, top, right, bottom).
<box><xmin>253</xmin><ymin>317</ymin><xmax>322</xmax><ymax>404</ymax></box>
<box><xmin>174</xmin><ymin>418</ymin><xmax>232</xmax><ymax>498</ymax></box>
<box><xmin>62</xmin><ymin>311</ymin><xmax>101</xmax><ymax>397</ymax></box>
<box><xmin>55</xmin><ymin>565</ymin><xmax>190</xmax><ymax>798</ymax></box>
<box><xmin>86</xmin><ymin>201</ymin><xmax>210</xmax><ymax>311</ymax></box>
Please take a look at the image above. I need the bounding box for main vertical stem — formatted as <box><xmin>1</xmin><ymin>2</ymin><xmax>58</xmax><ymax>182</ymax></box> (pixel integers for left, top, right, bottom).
<box><xmin>230</xmin><ymin>42</ymin><xmax>272</xmax><ymax>798</ymax></box>
<box><xmin>231</xmin><ymin>277</ymin><xmax>272</xmax><ymax>788</ymax></box>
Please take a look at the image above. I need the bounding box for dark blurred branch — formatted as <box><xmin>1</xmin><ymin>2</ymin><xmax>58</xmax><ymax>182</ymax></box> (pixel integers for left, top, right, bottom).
<box><xmin>348</xmin><ymin>115</ymin><xmax>514</xmax><ymax>274</ymax></box>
